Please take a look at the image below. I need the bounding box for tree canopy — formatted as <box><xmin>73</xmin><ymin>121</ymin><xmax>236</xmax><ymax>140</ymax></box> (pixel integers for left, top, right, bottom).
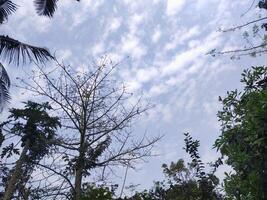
<box><xmin>215</xmin><ymin>66</ymin><xmax>267</xmax><ymax>199</ymax></box>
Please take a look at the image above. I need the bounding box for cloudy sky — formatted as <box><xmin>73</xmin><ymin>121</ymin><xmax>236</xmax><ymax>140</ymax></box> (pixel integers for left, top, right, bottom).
<box><xmin>1</xmin><ymin>0</ymin><xmax>266</xmax><ymax>193</ymax></box>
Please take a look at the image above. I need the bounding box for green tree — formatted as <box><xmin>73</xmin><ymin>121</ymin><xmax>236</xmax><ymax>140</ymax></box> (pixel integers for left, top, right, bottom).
<box><xmin>123</xmin><ymin>133</ymin><xmax>223</xmax><ymax>200</ymax></box>
<box><xmin>0</xmin><ymin>101</ymin><xmax>60</xmax><ymax>200</ymax></box>
<box><xmin>215</xmin><ymin>66</ymin><xmax>267</xmax><ymax>199</ymax></box>
<box><xmin>81</xmin><ymin>183</ymin><xmax>116</xmax><ymax>200</ymax></box>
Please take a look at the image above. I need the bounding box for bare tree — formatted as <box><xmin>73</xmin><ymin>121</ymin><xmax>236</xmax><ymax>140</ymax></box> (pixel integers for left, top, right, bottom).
<box><xmin>209</xmin><ymin>0</ymin><xmax>267</xmax><ymax>58</ymax></box>
<box><xmin>17</xmin><ymin>57</ymin><xmax>160</xmax><ymax>200</ymax></box>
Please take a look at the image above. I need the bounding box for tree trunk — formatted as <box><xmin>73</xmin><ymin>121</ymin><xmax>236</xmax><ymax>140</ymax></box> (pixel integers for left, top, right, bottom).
<box><xmin>3</xmin><ymin>140</ymin><xmax>29</xmax><ymax>200</ymax></box>
<box><xmin>74</xmin><ymin>162</ymin><xmax>83</xmax><ymax>200</ymax></box>
<box><xmin>74</xmin><ymin>132</ymin><xmax>85</xmax><ymax>199</ymax></box>
<box><xmin>261</xmin><ymin>123</ymin><xmax>267</xmax><ymax>199</ymax></box>
<box><xmin>74</xmin><ymin>110</ymin><xmax>86</xmax><ymax>200</ymax></box>
<box><xmin>262</xmin><ymin>149</ymin><xmax>267</xmax><ymax>200</ymax></box>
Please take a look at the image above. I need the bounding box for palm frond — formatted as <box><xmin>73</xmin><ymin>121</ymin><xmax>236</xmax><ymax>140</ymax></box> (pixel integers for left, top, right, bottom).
<box><xmin>0</xmin><ymin>62</ymin><xmax>10</xmax><ymax>110</ymax></box>
<box><xmin>0</xmin><ymin>62</ymin><xmax>10</xmax><ymax>87</ymax></box>
<box><xmin>0</xmin><ymin>0</ymin><xmax>17</xmax><ymax>24</ymax></box>
<box><xmin>0</xmin><ymin>35</ymin><xmax>54</xmax><ymax>65</ymax></box>
<box><xmin>34</xmin><ymin>0</ymin><xmax>58</xmax><ymax>18</ymax></box>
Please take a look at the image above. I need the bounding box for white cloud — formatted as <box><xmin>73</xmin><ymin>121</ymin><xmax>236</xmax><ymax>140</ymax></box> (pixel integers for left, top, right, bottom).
<box><xmin>6</xmin><ymin>0</ymin><xmax>52</xmax><ymax>34</ymax></box>
<box><xmin>107</xmin><ymin>52</ymin><xmax>123</xmax><ymax>63</ymax></box>
<box><xmin>146</xmin><ymin>103</ymin><xmax>174</xmax><ymax>123</ymax></box>
<box><xmin>69</xmin><ymin>0</ymin><xmax>104</xmax><ymax>28</ymax></box>
<box><xmin>148</xmin><ymin>83</ymin><xmax>169</xmax><ymax>97</ymax></box>
<box><xmin>136</xmin><ymin>67</ymin><xmax>158</xmax><ymax>83</ymax></box>
<box><xmin>109</xmin><ymin>18</ymin><xmax>122</xmax><ymax>32</ymax></box>
<box><xmin>57</xmin><ymin>49</ymin><xmax>72</xmax><ymax>60</ymax></box>
<box><xmin>164</xmin><ymin>26</ymin><xmax>200</xmax><ymax>51</ymax></box>
<box><xmin>120</xmin><ymin>35</ymin><xmax>147</xmax><ymax>59</ymax></box>
<box><xmin>161</xmin><ymin>50</ymin><xmax>194</xmax><ymax>76</ymax></box>
<box><xmin>153</xmin><ymin>0</ymin><xmax>161</xmax><ymax>4</ymax></box>
<box><xmin>128</xmin><ymin>13</ymin><xmax>146</xmax><ymax>35</ymax></box>
<box><xmin>114</xmin><ymin>12</ymin><xmax>148</xmax><ymax>59</ymax></box>
<box><xmin>91</xmin><ymin>42</ymin><xmax>105</xmax><ymax>56</ymax></box>
<box><xmin>161</xmin><ymin>31</ymin><xmax>221</xmax><ymax>77</ymax></box>
<box><xmin>166</xmin><ymin>0</ymin><xmax>185</xmax><ymax>16</ymax></box>
<box><xmin>152</xmin><ymin>28</ymin><xmax>162</xmax><ymax>43</ymax></box>
<box><xmin>102</xmin><ymin>17</ymin><xmax>122</xmax><ymax>40</ymax></box>
<box><xmin>122</xmin><ymin>0</ymin><xmax>143</xmax><ymax>12</ymax></box>
<box><xmin>126</xmin><ymin>80</ymin><xmax>142</xmax><ymax>92</ymax></box>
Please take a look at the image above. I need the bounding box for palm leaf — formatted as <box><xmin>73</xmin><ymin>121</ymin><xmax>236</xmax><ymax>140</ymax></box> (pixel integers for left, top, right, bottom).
<box><xmin>0</xmin><ymin>62</ymin><xmax>10</xmax><ymax>87</ymax></box>
<box><xmin>0</xmin><ymin>35</ymin><xmax>54</xmax><ymax>65</ymax></box>
<box><xmin>0</xmin><ymin>0</ymin><xmax>17</xmax><ymax>24</ymax></box>
<box><xmin>34</xmin><ymin>0</ymin><xmax>58</xmax><ymax>18</ymax></box>
<box><xmin>0</xmin><ymin>62</ymin><xmax>10</xmax><ymax>110</ymax></box>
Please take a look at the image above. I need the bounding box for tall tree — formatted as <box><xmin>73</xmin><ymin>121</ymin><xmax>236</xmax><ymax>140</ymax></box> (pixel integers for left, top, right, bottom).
<box><xmin>215</xmin><ymin>66</ymin><xmax>267</xmax><ymax>199</ymax></box>
<box><xmin>0</xmin><ymin>101</ymin><xmax>60</xmax><ymax>200</ymax></box>
<box><xmin>18</xmin><ymin>58</ymin><xmax>160</xmax><ymax>200</ymax></box>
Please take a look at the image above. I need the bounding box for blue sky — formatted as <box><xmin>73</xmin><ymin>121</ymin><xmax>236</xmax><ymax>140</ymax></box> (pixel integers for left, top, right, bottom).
<box><xmin>1</xmin><ymin>0</ymin><xmax>267</xmax><ymax>194</ymax></box>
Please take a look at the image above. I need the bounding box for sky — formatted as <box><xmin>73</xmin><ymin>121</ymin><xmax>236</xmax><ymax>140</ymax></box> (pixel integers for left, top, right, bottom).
<box><xmin>1</xmin><ymin>0</ymin><xmax>267</xmax><ymax>194</ymax></box>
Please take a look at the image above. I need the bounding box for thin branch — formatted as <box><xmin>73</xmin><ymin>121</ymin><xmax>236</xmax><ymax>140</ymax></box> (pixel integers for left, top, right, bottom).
<box><xmin>219</xmin><ymin>16</ymin><xmax>267</xmax><ymax>32</ymax></box>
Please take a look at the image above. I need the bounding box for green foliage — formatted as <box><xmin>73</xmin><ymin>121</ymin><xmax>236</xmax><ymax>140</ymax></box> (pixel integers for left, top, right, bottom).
<box><xmin>76</xmin><ymin>132</ymin><xmax>223</xmax><ymax>200</ymax></box>
<box><xmin>81</xmin><ymin>183</ymin><xmax>115</xmax><ymax>200</ymax></box>
<box><xmin>124</xmin><ymin>133</ymin><xmax>223</xmax><ymax>200</ymax></box>
<box><xmin>162</xmin><ymin>159</ymin><xmax>190</xmax><ymax>183</ymax></box>
<box><xmin>0</xmin><ymin>101</ymin><xmax>61</xmax><ymax>199</ymax></box>
<box><xmin>183</xmin><ymin>133</ymin><xmax>222</xmax><ymax>200</ymax></box>
<box><xmin>1</xmin><ymin>101</ymin><xmax>61</xmax><ymax>161</ymax></box>
<box><xmin>215</xmin><ymin>66</ymin><xmax>267</xmax><ymax>199</ymax></box>
<box><xmin>83</xmin><ymin>136</ymin><xmax>112</xmax><ymax>176</ymax></box>
<box><xmin>124</xmin><ymin>190</ymin><xmax>153</xmax><ymax>200</ymax></box>
<box><xmin>1</xmin><ymin>143</ymin><xmax>19</xmax><ymax>158</ymax></box>
<box><xmin>0</xmin><ymin>0</ymin><xmax>17</xmax><ymax>24</ymax></box>
<box><xmin>0</xmin><ymin>129</ymin><xmax>4</xmax><ymax>146</ymax></box>
<box><xmin>0</xmin><ymin>63</ymin><xmax>11</xmax><ymax>109</ymax></box>
<box><xmin>5</xmin><ymin>101</ymin><xmax>61</xmax><ymax>160</ymax></box>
